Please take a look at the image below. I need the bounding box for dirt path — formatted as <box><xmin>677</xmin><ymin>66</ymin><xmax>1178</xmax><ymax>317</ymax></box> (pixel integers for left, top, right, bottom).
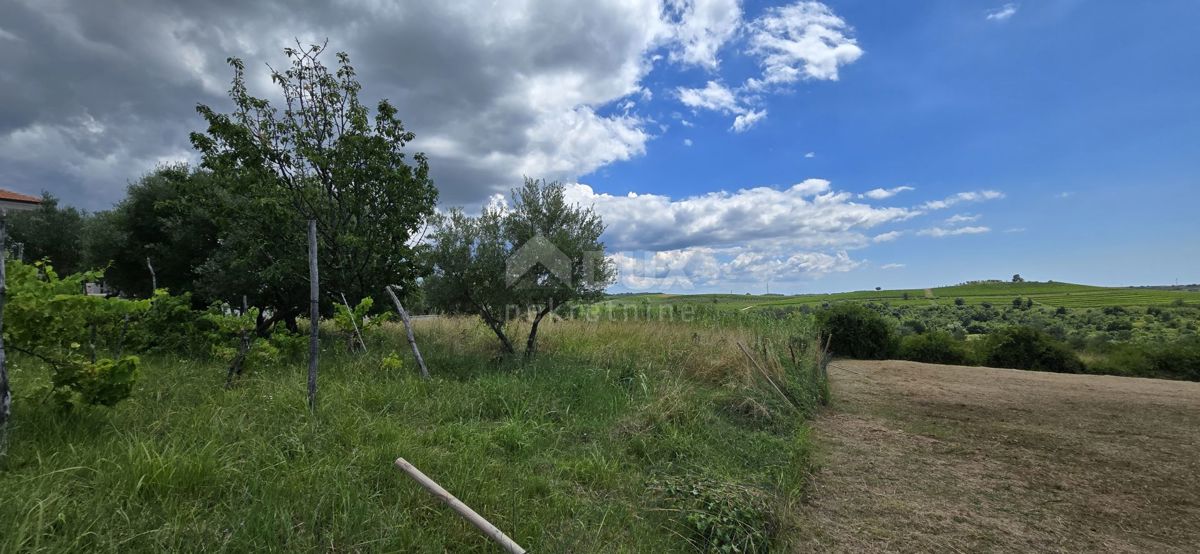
<box><xmin>791</xmin><ymin>360</ymin><xmax>1200</xmax><ymax>553</ymax></box>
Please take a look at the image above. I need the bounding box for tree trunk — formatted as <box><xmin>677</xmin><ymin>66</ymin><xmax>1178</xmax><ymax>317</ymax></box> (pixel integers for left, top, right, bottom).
<box><xmin>146</xmin><ymin>256</ymin><xmax>157</xmax><ymax>293</ymax></box>
<box><xmin>386</xmin><ymin>285</ymin><xmax>429</xmax><ymax>379</ymax></box>
<box><xmin>0</xmin><ymin>216</ymin><xmax>10</xmax><ymax>452</ymax></box>
<box><xmin>524</xmin><ymin>304</ymin><xmax>554</xmax><ymax>359</ymax></box>
<box><xmin>307</xmin><ymin>220</ymin><xmax>319</xmax><ymax>412</ymax></box>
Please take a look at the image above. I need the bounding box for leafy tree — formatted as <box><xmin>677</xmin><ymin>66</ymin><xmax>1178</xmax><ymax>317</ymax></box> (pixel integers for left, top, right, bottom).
<box><xmin>7</xmin><ymin>193</ymin><xmax>86</xmax><ymax>275</ymax></box>
<box><xmin>1012</xmin><ymin>274</ymin><xmax>1025</xmax><ymax>283</ymax></box>
<box><xmin>83</xmin><ymin>165</ymin><xmax>221</xmax><ymax>300</ymax></box>
<box><xmin>899</xmin><ymin>331</ymin><xmax>973</xmax><ymax>365</ymax></box>
<box><xmin>190</xmin><ymin>41</ymin><xmax>437</xmax><ymax>314</ymax></box>
<box><xmin>426</xmin><ymin>179</ymin><xmax>614</xmax><ymax>356</ymax></box>
<box><xmin>983</xmin><ymin>326</ymin><xmax>1084</xmax><ymax>373</ymax></box>
<box><xmin>816</xmin><ymin>303</ymin><xmax>897</xmax><ymax>359</ymax></box>
<box><xmin>954</xmin><ymin>297</ymin><xmax>966</xmax><ymax>306</ymax></box>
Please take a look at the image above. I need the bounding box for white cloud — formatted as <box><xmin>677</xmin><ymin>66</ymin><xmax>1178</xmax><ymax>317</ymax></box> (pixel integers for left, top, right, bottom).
<box><xmin>683</xmin><ymin>138</ymin><xmax>693</xmax><ymax>146</ymax></box>
<box><xmin>731</xmin><ymin>109</ymin><xmax>767</xmax><ymax>132</ymax></box>
<box><xmin>563</xmin><ymin>178</ymin><xmax>918</xmax><ymax>289</ymax></box>
<box><xmin>945</xmin><ymin>213</ymin><xmax>981</xmax><ymax>224</ymax></box>
<box><xmin>920</xmin><ymin>190</ymin><xmax>1005</xmax><ymax>210</ymax></box>
<box><xmin>676</xmin><ymin>80</ymin><xmax>742</xmax><ymax>113</ymax></box>
<box><xmin>746</xmin><ymin>1</ymin><xmax>864</xmax><ymax>85</ymax></box>
<box><xmin>986</xmin><ymin>3</ymin><xmax>1019</xmax><ymax>21</ymax></box>
<box><xmin>1056</xmin><ymin>191</ymin><xmax>1073</xmax><ymax>198</ymax></box>
<box><xmin>917</xmin><ymin>226</ymin><xmax>991</xmax><ymax>238</ymax></box>
<box><xmin>872</xmin><ymin>230</ymin><xmax>904</xmax><ymax>243</ymax></box>
<box><xmin>804</xmin><ymin>151</ymin><xmax>816</xmax><ymax>158</ymax></box>
<box><xmin>666</xmin><ymin>0</ymin><xmax>743</xmax><ymax>70</ymax></box>
<box><xmin>860</xmin><ymin>185</ymin><xmax>915</xmax><ymax>200</ymax></box>
<box><xmin>1004</xmin><ymin>227</ymin><xmax>1027</xmax><ymax>233</ymax></box>
<box><xmin>880</xmin><ymin>263</ymin><xmax>905</xmax><ymax>270</ymax></box>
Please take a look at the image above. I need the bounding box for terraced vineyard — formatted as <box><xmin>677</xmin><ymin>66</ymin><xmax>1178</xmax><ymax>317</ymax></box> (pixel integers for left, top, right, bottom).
<box><xmin>605</xmin><ymin>281</ymin><xmax>1198</xmax><ymax>311</ymax></box>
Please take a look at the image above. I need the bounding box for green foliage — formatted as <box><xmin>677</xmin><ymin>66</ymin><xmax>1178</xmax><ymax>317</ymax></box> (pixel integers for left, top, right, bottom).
<box><xmin>4</xmin><ymin>260</ymin><xmax>146</xmax><ymax>408</ymax></box>
<box><xmin>331</xmin><ymin>296</ymin><xmax>389</xmax><ymax>350</ymax></box>
<box><xmin>652</xmin><ymin>474</ymin><xmax>774</xmax><ymax>553</ymax></box>
<box><xmin>190</xmin><ymin>42</ymin><xmax>437</xmax><ymax>313</ymax></box>
<box><xmin>898</xmin><ymin>331</ymin><xmax>974</xmax><ymax>365</ymax></box>
<box><xmin>380</xmin><ymin>351</ymin><xmax>405</xmax><ymax>372</ymax></box>
<box><xmin>7</xmin><ymin>193</ymin><xmax>86</xmax><ymax>275</ymax></box>
<box><xmin>983</xmin><ymin>326</ymin><xmax>1085</xmax><ymax>373</ymax></box>
<box><xmin>427</xmin><ymin>178</ymin><xmax>615</xmax><ymax>355</ymax></box>
<box><xmin>816</xmin><ymin>303</ymin><xmax>897</xmax><ymax>359</ymax></box>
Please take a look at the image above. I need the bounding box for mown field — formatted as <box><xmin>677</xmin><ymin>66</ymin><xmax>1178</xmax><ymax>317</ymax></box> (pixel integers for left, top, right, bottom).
<box><xmin>0</xmin><ymin>316</ymin><xmax>823</xmax><ymax>552</ymax></box>
<box><xmin>605</xmin><ymin>281</ymin><xmax>1199</xmax><ymax>311</ymax></box>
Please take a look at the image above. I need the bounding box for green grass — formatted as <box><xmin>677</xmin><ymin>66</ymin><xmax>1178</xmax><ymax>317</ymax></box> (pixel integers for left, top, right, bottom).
<box><xmin>0</xmin><ymin>317</ymin><xmax>820</xmax><ymax>552</ymax></box>
<box><xmin>606</xmin><ymin>281</ymin><xmax>1199</xmax><ymax>311</ymax></box>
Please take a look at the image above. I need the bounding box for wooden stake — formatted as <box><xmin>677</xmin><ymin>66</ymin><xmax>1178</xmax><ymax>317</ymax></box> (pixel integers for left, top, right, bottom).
<box><xmin>339</xmin><ymin>292</ymin><xmax>368</xmax><ymax>353</ymax></box>
<box><xmin>146</xmin><ymin>256</ymin><xmax>157</xmax><ymax>292</ymax></box>
<box><xmin>386</xmin><ymin>285</ymin><xmax>429</xmax><ymax>379</ymax></box>
<box><xmin>737</xmin><ymin>341</ymin><xmax>796</xmax><ymax>411</ymax></box>
<box><xmin>393</xmin><ymin>457</ymin><xmax>526</xmax><ymax>554</ymax></box>
<box><xmin>307</xmin><ymin>220</ymin><xmax>319</xmax><ymax>412</ymax></box>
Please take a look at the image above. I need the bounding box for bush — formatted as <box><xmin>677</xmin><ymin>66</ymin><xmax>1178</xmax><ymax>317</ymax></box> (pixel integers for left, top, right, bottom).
<box><xmin>898</xmin><ymin>332</ymin><xmax>974</xmax><ymax>365</ymax></box>
<box><xmin>816</xmin><ymin>304</ymin><xmax>897</xmax><ymax>359</ymax></box>
<box><xmin>983</xmin><ymin>326</ymin><xmax>1085</xmax><ymax>373</ymax></box>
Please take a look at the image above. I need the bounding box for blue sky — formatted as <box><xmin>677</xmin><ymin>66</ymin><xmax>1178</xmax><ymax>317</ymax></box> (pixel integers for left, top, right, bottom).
<box><xmin>577</xmin><ymin>0</ymin><xmax>1200</xmax><ymax>293</ymax></box>
<box><xmin>2</xmin><ymin>0</ymin><xmax>1197</xmax><ymax>293</ymax></box>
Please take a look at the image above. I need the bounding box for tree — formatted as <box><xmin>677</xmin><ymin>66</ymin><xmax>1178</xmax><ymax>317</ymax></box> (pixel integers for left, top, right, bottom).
<box><xmin>7</xmin><ymin>193</ymin><xmax>86</xmax><ymax>275</ymax></box>
<box><xmin>954</xmin><ymin>297</ymin><xmax>966</xmax><ymax>306</ymax></box>
<box><xmin>426</xmin><ymin>179</ymin><xmax>614</xmax><ymax>356</ymax></box>
<box><xmin>816</xmin><ymin>304</ymin><xmax>897</xmax><ymax>359</ymax></box>
<box><xmin>190</xmin><ymin>41</ymin><xmax>437</xmax><ymax>318</ymax></box>
<box><xmin>504</xmin><ymin>179</ymin><xmax>614</xmax><ymax>356</ymax></box>
<box><xmin>1012</xmin><ymin>274</ymin><xmax>1025</xmax><ymax>283</ymax></box>
<box><xmin>83</xmin><ymin>165</ymin><xmax>221</xmax><ymax>301</ymax></box>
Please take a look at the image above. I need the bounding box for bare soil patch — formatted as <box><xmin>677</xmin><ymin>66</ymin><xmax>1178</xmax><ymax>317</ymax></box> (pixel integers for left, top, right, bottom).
<box><xmin>792</xmin><ymin>360</ymin><xmax>1200</xmax><ymax>553</ymax></box>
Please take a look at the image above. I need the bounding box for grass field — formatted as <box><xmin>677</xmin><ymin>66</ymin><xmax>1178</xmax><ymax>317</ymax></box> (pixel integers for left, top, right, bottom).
<box><xmin>605</xmin><ymin>280</ymin><xmax>1199</xmax><ymax>311</ymax></box>
<box><xmin>0</xmin><ymin>316</ymin><xmax>822</xmax><ymax>552</ymax></box>
<box><xmin>796</xmin><ymin>360</ymin><xmax>1200</xmax><ymax>552</ymax></box>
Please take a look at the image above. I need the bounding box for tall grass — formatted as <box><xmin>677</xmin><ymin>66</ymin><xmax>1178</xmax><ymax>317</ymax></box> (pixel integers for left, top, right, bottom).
<box><xmin>0</xmin><ymin>314</ymin><xmax>822</xmax><ymax>552</ymax></box>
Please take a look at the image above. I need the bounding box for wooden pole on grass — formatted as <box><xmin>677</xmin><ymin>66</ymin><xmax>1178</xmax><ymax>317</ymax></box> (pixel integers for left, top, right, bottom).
<box><xmin>393</xmin><ymin>457</ymin><xmax>526</xmax><ymax>554</ymax></box>
<box><xmin>386</xmin><ymin>285</ymin><xmax>429</xmax><ymax>379</ymax></box>
<box><xmin>307</xmin><ymin>220</ymin><xmax>319</xmax><ymax>412</ymax></box>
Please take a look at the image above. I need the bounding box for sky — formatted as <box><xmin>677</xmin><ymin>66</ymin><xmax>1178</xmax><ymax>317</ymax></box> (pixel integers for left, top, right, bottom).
<box><xmin>1</xmin><ymin>0</ymin><xmax>1197</xmax><ymax>293</ymax></box>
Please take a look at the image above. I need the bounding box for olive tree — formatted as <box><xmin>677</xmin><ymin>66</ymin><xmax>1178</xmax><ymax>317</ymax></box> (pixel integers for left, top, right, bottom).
<box><xmin>426</xmin><ymin>179</ymin><xmax>614</xmax><ymax>357</ymax></box>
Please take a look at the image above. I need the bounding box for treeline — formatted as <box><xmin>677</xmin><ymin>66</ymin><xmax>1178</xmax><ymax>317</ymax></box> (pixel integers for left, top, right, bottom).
<box><xmin>815</xmin><ymin>303</ymin><xmax>1200</xmax><ymax>381</ymax></box>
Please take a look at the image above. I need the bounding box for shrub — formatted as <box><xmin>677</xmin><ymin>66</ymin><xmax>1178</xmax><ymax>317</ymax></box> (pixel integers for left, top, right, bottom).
<box><xmin>983</xmin><ymin>326</ymin><xmax>1085</xmax><ymax>373</ymax></box>
<box><xmin>898</xmin><ymin>332</ymin><xmax>973</xmax><ymax>365</ymax></box>
<box><xmin>816</xmin><ymin>303</ymin><xmax>897</xmax><ymax>359</ymax></box>
<box><xmin>954</xmin><ymin>297</ymin><xmax>966</xmax><ymax>306</ymax></box>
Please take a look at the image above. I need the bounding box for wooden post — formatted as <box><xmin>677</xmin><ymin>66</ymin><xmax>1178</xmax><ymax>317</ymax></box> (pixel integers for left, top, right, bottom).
<box><xmin>386</xmin><ymin>285</ymin><xmax>429</xmax><ymax>379</ymax></box>
<box><xmin>339</xmin><ymin>292</ymin><xmax>368</xmax><ymax>353</ymax></box>
<box><xmin>0</xmin><ymin>215</ymin><xmax>10</xmax><ymax>452</ymax></box>
<box><xmin>307</xmin><ymin>220</ymin><xmax>319</xmax><ymax>412</ymax></box>
<box><xmin>393</xmin><ymin>457</ymin><xmax>526</xmax><ymax>554</ymax></box>
<box><xmin>146</xmin><ymin>256</ymin><xmax>157</xmax><ymax>292</ymax></box>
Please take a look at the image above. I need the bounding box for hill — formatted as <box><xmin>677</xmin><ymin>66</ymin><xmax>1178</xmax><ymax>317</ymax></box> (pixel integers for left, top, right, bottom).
<box><xmin>605</xmin><ymin>281</ymin><xmax>1198</xmax><ymax>311</ymax></box>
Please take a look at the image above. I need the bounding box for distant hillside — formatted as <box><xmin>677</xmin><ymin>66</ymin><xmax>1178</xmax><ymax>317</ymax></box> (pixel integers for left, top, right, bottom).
<box><xmin>605</xmin><ymin>281</ymin><xmax>1198</xmax><ymax>310</ymax></box>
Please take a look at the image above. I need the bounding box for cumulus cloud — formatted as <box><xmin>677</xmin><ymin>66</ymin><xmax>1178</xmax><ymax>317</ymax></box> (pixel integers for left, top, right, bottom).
<box><xmin>0</xmin><ymin>0</ymin><xmax>686</xmax><ymax>209</ymax></box>
<box><xmin>666</xmin><ymin>0</ymin><xmax>743</xmax><ymax>69</ymax></box>
<box><xmin>804</xmin><ymin>151</ymin><xmax>816</xmax><ymax>158</ymax></box>
<box><xmin>683</xmin><ymin>138</ymin><xmax>693</xmax><ymax>146</ymax></box>
<box><xmin>860</xmin><ymin>185</ymin><xmax>914</xmax><ymax>200</ymax></box>
<box><xmin>730</xmin><ymin>109</ymin><xmax>768</xmax><ymax>132</ymax></box>
<box><xmin>986</xmin><ymin>4</ymin><xmax>1019</xmax><ymax>21</ymax></box>
<box><xmin>917</xmin><ymin>226</ymin><xmax>991</xmax><ymax>237</ymax></box>
<box><xmin>560</xmin><ymin>178</ymin><xmax>920</xmax><ymax>289</ymax></box>
<box><xmin>745</xmin><ymin>1</ymin><xmax>863</xmax><ymax>86</ymax></box>
<box><xmin>676</xmin><ymin>80</ymin><xmax>742</xmax><ymax>113</ymax></box>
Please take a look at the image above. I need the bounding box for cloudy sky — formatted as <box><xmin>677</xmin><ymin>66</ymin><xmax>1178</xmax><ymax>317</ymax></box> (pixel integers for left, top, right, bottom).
<box><xmin>1</xmin><ymin>0</ymin><xmax>1198</xmax><ymax>293</ymax></box>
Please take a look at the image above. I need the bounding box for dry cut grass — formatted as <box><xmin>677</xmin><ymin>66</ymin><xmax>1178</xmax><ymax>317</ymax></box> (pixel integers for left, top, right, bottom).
<box><xmin>793</xmin><ymin>360</ymin><xmax>1200</xmax><ymax>553</ymax></box>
